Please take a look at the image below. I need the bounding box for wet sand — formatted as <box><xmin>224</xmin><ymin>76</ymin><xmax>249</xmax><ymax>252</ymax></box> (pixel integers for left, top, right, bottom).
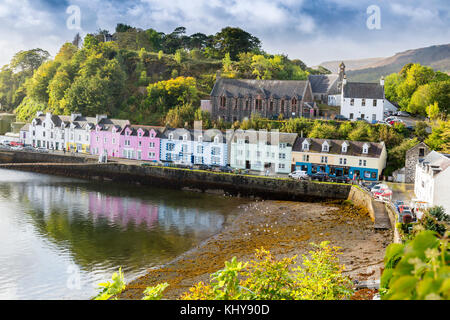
<box><xmin>120</xmin><ymin>200</ymin><xmax>392</xmax><ymax>300</ymax></box>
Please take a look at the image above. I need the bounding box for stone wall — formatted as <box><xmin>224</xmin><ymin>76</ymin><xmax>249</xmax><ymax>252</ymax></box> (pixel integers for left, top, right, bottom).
<box><xmin>0</xmin><ymin>161</ymin><xmax>352</xmax><ymax>202</ymax></box>
<box><xmin>0</xmin><ymin>150</ymin><xmax>96</xmax><ymax>164</ymax></box>
<box><xmin>405</xmin><ymin>142</ymin><xmax>430</xmax><ymax>183</ymax></box>
<box><xmin>347</xmin><ymin>186</ymin><xmax>375</xmax><ymax>222</ymax></box>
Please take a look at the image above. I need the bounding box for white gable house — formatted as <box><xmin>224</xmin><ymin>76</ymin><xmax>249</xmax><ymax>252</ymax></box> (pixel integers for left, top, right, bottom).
<box><xmin>340</xmin><ymin>77</ymin><xmax>385</xmax><ymax>123</ymax></box>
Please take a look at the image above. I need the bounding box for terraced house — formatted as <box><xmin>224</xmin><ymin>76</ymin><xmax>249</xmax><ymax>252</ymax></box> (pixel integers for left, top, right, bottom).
<box><xmin>89</xmin><ymin>118</ymin><xmax>131</xmax><ymax>158</ymax></box>
<box><xmin>292</xmin><ymin>138</ymin><xmax>387</xmax><ymax>181</ymax></box>
<box><xmin>230</xmin><ymin>130</ymin><xmax>297</xmax><ymax>174</ymax></box>
<box><xmin>209</xmin><ymin>78</ymin><xmax>316</xmax><ymax>122</ymax></box>
<box><xmin>160</xmin><ymin>128</ymin><xmax>229</xmax><ymax>167</ymax></box>
<box><xmin>119</xmin><ymin>125</ymin><xmax>165</xmax><ymax>161</ymax></box>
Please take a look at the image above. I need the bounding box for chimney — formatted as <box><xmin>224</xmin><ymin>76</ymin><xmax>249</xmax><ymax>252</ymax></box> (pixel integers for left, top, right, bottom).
<box><xmin>71</xmin><ymin>113</ymin><xmax>81</xmax><ymax>121</ymax></box>
<box><xmin>342</xmin><ymin>75</ymin><xmax>347</xmax><ymax>85</ymax></box>
<box><xmin>36</xmin><ymin>111</ymin><xmax>44</xmax><ymax>117</ymax></box>
<box><xmin>380</xmin><ymin>76</ymin><xmax>385</xmax><ymax>86</ymax></box>
<box><xmin>96</xmin><ymin>114</ymin><xmax>108</xmax><ymax>125</ymax></box>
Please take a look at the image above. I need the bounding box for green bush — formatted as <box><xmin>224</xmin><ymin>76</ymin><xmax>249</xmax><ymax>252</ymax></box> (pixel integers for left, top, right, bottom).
<box><xmin>381</xmin><ymin>230</ymin><xmax>449</xmax><ymax>300</ymax></box>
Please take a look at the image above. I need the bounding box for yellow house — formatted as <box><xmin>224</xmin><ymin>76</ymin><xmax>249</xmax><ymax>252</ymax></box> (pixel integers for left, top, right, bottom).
<box><xmin>292</xmin><ymin>138</ymin><xmax>387</xmax><ymax>181</ymax></box>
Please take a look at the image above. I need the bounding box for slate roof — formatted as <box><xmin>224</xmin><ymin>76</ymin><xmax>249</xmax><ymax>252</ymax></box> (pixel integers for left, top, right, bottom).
<box><xmin>210</xmin><ymin>78</ymin><xmax>309</xmax><ymax>100</ymax></box>
<box><xmin>232</xmin><ymin>130</ymin><xmax>298</xmax><ymax>146</ymax></box>
<box><xmin>343</xmin><ymin>82</ymin><xmax>384</xmax><ymax>99</ymax></box>
<box><xmin>293</xmin><ymin>137</ymin><xmax>384</xmax><ymax>158</ymax></box>
<box><xmin>308</xmin><ymin>74</ymin><xmax>340</xmax><ymax>95</ymax></box>
<box><xmin>420</xmin><ymin>151</ymin><xmax>450</xmax><ymax>175</ymax></box>
<box><xmin>126</xmin><ymin>125</ymin><xmax>166</xmax><ymax>137</ymax></box>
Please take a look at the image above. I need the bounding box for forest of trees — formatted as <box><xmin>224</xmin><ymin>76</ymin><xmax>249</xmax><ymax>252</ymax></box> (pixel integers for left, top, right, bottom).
<box><xmin>0</xmin><ymin>24</ymin><xmax>329</xmax><ymax>126</ymax></box>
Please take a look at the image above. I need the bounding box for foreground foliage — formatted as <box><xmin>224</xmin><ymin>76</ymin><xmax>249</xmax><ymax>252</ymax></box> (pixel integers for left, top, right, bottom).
<box><xmin>381</xmin><ymin>231</ymin><xmax>449</xmax><ymax>300</ymax></box>
<box><xmin>95</xmin><ymin>242</ymin><xmax>354</xmax><ymax>300</ymax></box>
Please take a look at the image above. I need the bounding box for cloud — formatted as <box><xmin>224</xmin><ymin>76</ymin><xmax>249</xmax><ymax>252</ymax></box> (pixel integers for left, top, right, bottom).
<box><xmin>0</xmin><ymin>0</ymin><xmax>448</xmax><ymax>67</ymax></box>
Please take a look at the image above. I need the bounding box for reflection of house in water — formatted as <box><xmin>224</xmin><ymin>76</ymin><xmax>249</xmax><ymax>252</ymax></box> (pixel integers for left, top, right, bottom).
<box><xmin>88</xmin><ymin>192</ymin><xmax>159</xmax><ymax>229</ymax></box>
<box><xmin>17</xmin><ymin>183</ymin><xmax>226</xmax><ymax>235</ymax></box>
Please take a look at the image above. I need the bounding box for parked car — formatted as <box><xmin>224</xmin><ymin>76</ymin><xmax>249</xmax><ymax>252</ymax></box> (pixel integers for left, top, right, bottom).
<box><xmin>393</xmin><ymin>200</ymin><xmax>405</xmax><ymax>211</ymax></box>
<box><xmin>197</xmin><ymin>164</ymin><xmax>212</xmax><ymax>171</ymax></box>
<box><xmin>1</xmin><ymin>140</ymin><xmax>11</xmax><ymax>146</ymax></box>
<box><xmin>219</xmin><ymin>166</ymin><xmax>233</xmax><ymax>173</ymax></box>
<box><xmin>310</xmin><ymin>172</ymin><xmax>329</xmax><ymax>182</ymax></box>
<box><xmin>36</xmin><ymin>147</ymin><xmax>49</xmax><ymax>153</ymax></box>
<box><xmin>333</xmin><ymin>115</ymin><xmax>348</xmax><ymax>121</ymax></box>
<box><xmin>330</xmin><ymin>176</ymin><xmax>350</xmax><ymax>183</ymax></box>
<box><xmin>289</xmin><ymin>170</ymin><xmax>309</xmax><ymax>180</ymax></box>
<box><xmin>370</xmin><ymin>183</ymin><xmax>388</xmax><ymax>192</ymax></box>
<box><xmin>355</xmin><ymin>117</ymin><xmax>369</xmax><ymax>122</ymax></box>
<box><xmin>397</xmin><ymin>111</ymin><xmax>410</xmax><ymax>117</ymax></box>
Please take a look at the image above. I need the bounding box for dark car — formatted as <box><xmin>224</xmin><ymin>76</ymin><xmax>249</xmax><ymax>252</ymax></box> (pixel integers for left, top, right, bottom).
<box><xmin>310</xmin><ymin>172</ymin><xmax>329</xmax><ymax>182</ymax></box>
<box><xmin>333</xmin><ymin>115</ymin><xmax>348</xmax><ymax>121</ymax></box>
<box><xmin>197</xmin><ymin>164</ymin><xmax>211</xmax><ymax>171</ymax></box>
<box><xmin>219</xmin><ymin>166</ymin><xmax>233</xmax><ymax>173</ymax></box>
<box><xmin>330</xmin><ymin>176</ymin><xmax>350</xmax><ymax>183</ymax></box>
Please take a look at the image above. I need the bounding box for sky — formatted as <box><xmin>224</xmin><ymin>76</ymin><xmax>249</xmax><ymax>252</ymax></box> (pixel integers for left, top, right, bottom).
<box><xmin>0</xmin><ymin>0</ymin><xmax>449</xmax><ymax>67</ymax></box>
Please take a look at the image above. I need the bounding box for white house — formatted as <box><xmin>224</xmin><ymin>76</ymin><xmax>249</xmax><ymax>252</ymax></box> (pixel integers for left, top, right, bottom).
<box><xmin>340</xmin><ymin>77</ymin><xmax>385</xmax><ymax>123</ymax></box>
<box><xmin>414</xmin><ymin>151</ymin><xmax>450</xmax><ymax>214</ymax></box>
<box><xmin>229</xmin><ymin>130</ymin><xmax>297</xmax><ymax>174</ymax></box>
<box><xmin>160</xmin><ymin>128</ymin><xmax>195</xmax><ymax>166</ymax></box>
<box><xmin>192</xmin><ymin>129</ymin><xmax>228</xmax><ymax>167</ymax></box>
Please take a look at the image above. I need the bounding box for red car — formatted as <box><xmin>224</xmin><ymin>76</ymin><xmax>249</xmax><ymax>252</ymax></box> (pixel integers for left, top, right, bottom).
<box><xmin>9</xmin><ymin>141</ymin><xmax>24</xmax><ymax>147</ymax></box>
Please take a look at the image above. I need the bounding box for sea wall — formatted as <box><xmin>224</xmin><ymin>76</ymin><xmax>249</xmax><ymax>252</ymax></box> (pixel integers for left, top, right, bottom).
<box><xmin>0</xmin><ymin>150</ymin><xmax>96</xmax><ymax>164</ymax></box>
<box><xmin>347</xmin><ymin>186</ymin><xmax>376</xmax><ymax>222</ymax></box>
<box><xmin>0</xmin><ymin>161</ymin><xmax>352</xmax><ymax>202</ymax></box>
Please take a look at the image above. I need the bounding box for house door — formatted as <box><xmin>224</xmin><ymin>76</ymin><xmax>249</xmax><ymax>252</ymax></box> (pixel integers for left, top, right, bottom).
<box><xmin>246</xmin><ymin>161</ymin><xmax>251</xmax><ymax>169</ymax></box>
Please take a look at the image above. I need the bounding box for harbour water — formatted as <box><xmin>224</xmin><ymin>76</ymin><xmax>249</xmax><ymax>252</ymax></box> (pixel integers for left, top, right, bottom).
<box><xmin>0</xmin><ymin>169</ymin><xmax>247</xmax><ymax>300</ymax></box>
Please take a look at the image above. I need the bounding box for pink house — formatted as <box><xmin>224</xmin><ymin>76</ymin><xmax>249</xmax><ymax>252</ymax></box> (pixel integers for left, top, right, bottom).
<box><xmin>90</xmin><ymin>118</ymin><xmax>130</xmax><ymax>158</ymax></box>
<box><xmin>119</xmin><ymin>125</ymin><xmax>166</xmax><ymax>161</ymax></box>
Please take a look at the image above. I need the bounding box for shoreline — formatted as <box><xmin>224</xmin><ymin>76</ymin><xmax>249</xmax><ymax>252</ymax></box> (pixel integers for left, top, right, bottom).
<box><xmin>120</xmin><ymin>199</ymin><xmax>392</xmax><ymax>300</ymax></box>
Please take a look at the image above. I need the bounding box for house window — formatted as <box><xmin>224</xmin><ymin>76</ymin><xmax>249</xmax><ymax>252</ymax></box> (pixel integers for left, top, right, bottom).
<box><xmin>322</xmin><ymin>144</ymin><xmax>329</xmax><ymax>152</ymax></box>
<box><xmin>256</xmin><ymin>99</ymin><xmax>262</xmax><ymax>110</ymax></box>
<box><xmin>270</xmin><ymin>100</ymin><xmax>274</xmax><ymax>111</ymax></box>
<box><xmin>292</xmin><ymin>98</ymin><xmax>297</xmax><ymax>111</ymax></box>
<box><xmin>112</xmin><ymin>138</ymin><xmax>116</xmax><ymax>144</ymax></box>
<box><xmin>234</xmin><ymin>98</ymin><xmax>238</xmax><ymax>110</ymax></box>
<box><xmin>339</xmin><ymin>158</ymin><xmax>347</xmax><ymax>165</ymax></box>
<box><xmin>212</xmin><ymin>147</ymin><xmax>221</xmax><ymax>155</ymax></box>
<box><xmin>373</xmin><ymin>100</ymin><xmax>377</xmax><ymax>107</ymax></box>
<box><xmin>280</xmin><ymin>143</ymin><xmax>286</xmax><ymax>149</ymax></box>
<box><xmin>139</xmin><ymin>141</ymin><xmax>142</xmax><ymax>147</ymax></box>
<box><xmin>279</xmin><ymin>153</ymin><xmax>286</xmax><ymax>160</ymax></box>
<box><xmin>349</xmin><ymin>113</ymin><xmax>354</xmax><ymax>120</ymax></box>
<box><xmin>220</xmin><ymin>96</ymin><xmax>226</xmax><ymax>108</ymax></box>
<box><xmin>321</xmin><ymin>156</ymin><xmax>328</xmax><ymax>163</ymax></box>
<box><xmin>419</xmin><ymin>148</ymin><xmax>425</xmax><ymax>157</ymax></box>
<box><xmin>182</xmin><ymin>144</ymin><xmax>188</xmax><ymax>152</ymax></box>
<box><xmin>350</xmin><ymin>99</ymin><xmax>354</xmax><ymax>106</ymax></box>
<box><xmin>149</xmin><ymin>142</ymin><xmax>155</xmax><ymax>148</ymax></box>
<box><xmin>197</xmin><ymin>145</ymin><xmax>203</xmax><ymax>154</ymax></box>
<box><xmin>303</xmin><ymin>154</ymin><xmax>309</xmax><ymax>162</ymax></box>
<box><xmin>280</xmin><ymin>100</ymin><xmax>285</xmax><ymax>114</ymax></box>
<box><xmin>167</xmin><ymin>143</ymin><xmax>175</xmax><ymax>151</ymax></box>
<box><xmin>245</xmin><ymin>100</ymin><xmax>249</xmax><ymax>110</ymax></box>
<box><xmin>149</xmin><ymin>152</ymin><xmax>156</xmax><ymax>158</ymax></box>
<box><xmin>302</xmin><ymin>142</ymin><xmax>309</xmax><ymax>151</ymax></box>
<box><xmin>362</xmin><ymin>99</ymin><xmax>366</xmax><ymax>106</ymax></box>
<box><xmin>279</xmin><ymin>163</ymin><xmax>285</xmax><ymax>169</ymax></box>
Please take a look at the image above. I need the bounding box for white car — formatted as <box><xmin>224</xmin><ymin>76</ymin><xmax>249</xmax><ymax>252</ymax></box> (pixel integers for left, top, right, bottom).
<box><xmin>370</xmin><ymin>184</ymin><xmax>389</xmax><ymax>194</ymax></box>
<box><xmin>289</xmin><ymin>170</ymin><xmax>309</xmax><ymax>180</ymax></box>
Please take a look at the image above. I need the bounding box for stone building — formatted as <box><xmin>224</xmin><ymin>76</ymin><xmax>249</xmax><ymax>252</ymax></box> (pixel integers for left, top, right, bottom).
<box><xmin>308</xmin><ymin>61</ymin><xmax>346</xmax><ymax>106</ymax></box>
<box><xmin>405</xmin><ymin>142</ymin><xmax>431</xmax><ymax>183</ymax></box>
<box><xmin>209</xmin><ymin>78</ymin><xmax>316</xmax><ymax>122</ymax></box>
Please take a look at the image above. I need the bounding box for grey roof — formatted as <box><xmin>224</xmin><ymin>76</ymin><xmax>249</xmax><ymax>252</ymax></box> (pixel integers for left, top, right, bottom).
<box><xmin>232</xmin><ymin>130</ymin><xmax>298</xmax><ymax>146</ymax></box>
<box><xmin>420</xmin><ymin>151</ymin><xmax>450</xmax><ymax>174</ymax></box>
<box><xmin>125</xmin><ymin>125</ymin><xmax>166</xmax><ymax>137</ymax></box>
<box><xmin>20</xmin><ymin>123</ymin><xmax>30</xmax><ymax>131</ymax></box>
<box><xmin>343</xmin><ymin>82</ymin><xmax>384</xmax><ymax>99</ymax></box>
<box><xmin>308</xmin><ymin>74</ymin><xmax>340</xmax><ymax>95</ymax></box>
<box><xmin>211</xmin><ymin>78</ymin><xmax>308</xmax><ymax>100</ymax></box>
<box><xmin>293</xmin><ymin>137</ymin><xmax>384</xmax><ymax>158</ymax></box>
<box><xmin>162</xmin><ymin>128</ymin><xmax>194</xmax><ymax>140</ymax></box>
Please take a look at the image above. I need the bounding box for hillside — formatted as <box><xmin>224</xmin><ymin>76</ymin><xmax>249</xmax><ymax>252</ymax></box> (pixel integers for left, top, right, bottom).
<box><xmin>317</xmin><ymin>57</ymin><xmax>385</xmax><ymax>73</ymax></box>
<box><xmin>346</xmin><ymin>44</ymin><xmax>450</xmax><ymax>82</ymax></box>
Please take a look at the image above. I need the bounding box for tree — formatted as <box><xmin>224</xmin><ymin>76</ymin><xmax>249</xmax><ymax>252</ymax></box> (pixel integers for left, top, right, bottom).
<box><xmin>10</xmin><ymin>49</ymin><xmax>50</xmax><ymax>75</ymax></box>
<box><xmin>213</xmin><ymin>27</ymin><xmax>261</xmax><ymax>60</ymax></box>
<box><xmin>164</xmin><ymin>104</ymin><xmax>196</xmax><ymax>128</ymax></box>
<box><xmin>309</xmin><ymin>122</ymin><xmax>338</xmax><ymax>139</ymax></box>
<box><xmin>115</xmin><ymin>23</ymin><xmax>134</xmax><ymax>33</ymax></box>
<box><xmin>425</xmin><ymin>120</ymin><xmax>450</xmax><ymax>153</ymax></box>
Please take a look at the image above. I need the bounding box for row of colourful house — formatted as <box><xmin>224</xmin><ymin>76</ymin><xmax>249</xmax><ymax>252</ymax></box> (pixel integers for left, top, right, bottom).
<box><xmin>19</xmin><ymin>112</ymin><xmax>387</xmax><ymax>181</ymax></box>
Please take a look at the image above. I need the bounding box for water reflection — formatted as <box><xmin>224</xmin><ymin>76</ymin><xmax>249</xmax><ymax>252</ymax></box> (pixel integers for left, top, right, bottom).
<box><xmin>0</xmin><ymin>169</ymin><xmax>246</xmax><ymax>299</ymax></box>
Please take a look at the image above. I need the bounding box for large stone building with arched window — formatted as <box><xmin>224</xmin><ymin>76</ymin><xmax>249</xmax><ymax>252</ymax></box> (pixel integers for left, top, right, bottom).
<box><xmin>208</xmin><ymin>78</ymin><xmax>316</xmax><ymax>122</ymax></box>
